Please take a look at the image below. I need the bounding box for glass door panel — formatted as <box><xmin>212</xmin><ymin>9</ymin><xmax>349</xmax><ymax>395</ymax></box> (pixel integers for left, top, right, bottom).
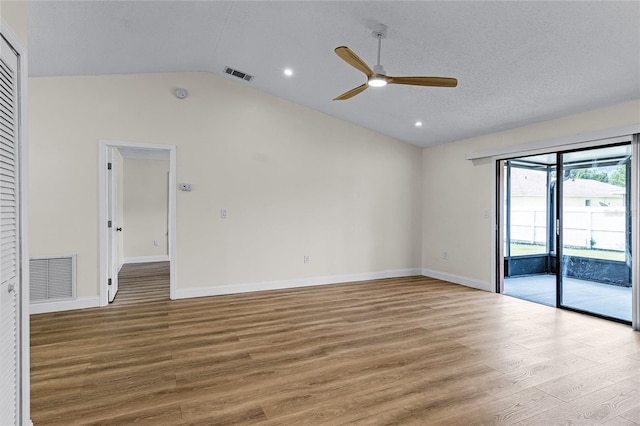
<box><xmin>559</xmin><ymin>144</ymin><xmax>632</xmax><ymax>322</ymax></box>
<box><xmin>502</xmin><ymin>155</ymin><xmax>556</xmax><ymax>306</ymax></box>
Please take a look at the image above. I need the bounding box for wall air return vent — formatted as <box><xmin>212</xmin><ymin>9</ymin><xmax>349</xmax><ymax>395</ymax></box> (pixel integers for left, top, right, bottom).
<box><xmin>30</xmin><ymin>255</ymin><xmax>76</xmax><ymax>303</ymax></box>
<box><xmin>224</xmin><ymin>66</ymin><xmax>254</xmax><ymax>82</ymax></box>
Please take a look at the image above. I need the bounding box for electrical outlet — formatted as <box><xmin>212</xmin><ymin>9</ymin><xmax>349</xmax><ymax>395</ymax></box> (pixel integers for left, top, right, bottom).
<box><xmin>442</xmin><ymin>251</ymin><xmax>448</xmax><ymax>260</ymax></box>
<box><xmin>153</xmin><ymin>240</ymin><xmax>159</xmax><ymax>247</ymax></box>
<box><xmin>303</xmin><ymin>255</ymin><xmax>310</xmax><ymax>264</ymax></box>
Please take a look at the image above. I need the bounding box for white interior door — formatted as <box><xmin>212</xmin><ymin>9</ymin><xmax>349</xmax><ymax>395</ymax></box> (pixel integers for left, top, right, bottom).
<box><xmin>99</xmin><ymin>141</ymin><xmax>177</xmax><ymax>305</ymax></box>
<box><xmin>0</xmin><ymin>34</ymin><xmax>22</xmax><ymax>426</ymax></box>
<box><xmin>107</xmin><ymin>148</ymin><xmax>119</xmax><ymax>302</ymax></box>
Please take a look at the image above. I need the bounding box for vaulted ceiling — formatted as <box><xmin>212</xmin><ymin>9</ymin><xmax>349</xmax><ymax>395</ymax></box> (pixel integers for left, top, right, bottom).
<box><xmin>27</xmin><ymin>1</ymin><xmax>640</xmax><ymax>147</ymax></box>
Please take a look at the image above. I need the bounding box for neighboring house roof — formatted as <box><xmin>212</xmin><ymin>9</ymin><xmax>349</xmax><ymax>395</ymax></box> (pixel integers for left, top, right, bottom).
<box><xmin>510</xmin><ymin>167</ymin><xmax>625</xmax><ymax>197</ymax></box>
<box><xmin>509</xmin><ymin>168</ymin><xmax>547</xmax><ymax>196</ymax></box>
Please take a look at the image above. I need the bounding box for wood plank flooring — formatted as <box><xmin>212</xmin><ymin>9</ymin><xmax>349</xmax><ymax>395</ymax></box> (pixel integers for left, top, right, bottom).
<box><xmin>114</xmin><ymin>261</ymin><xmax>170</xmax><ymax>305</ymax></box>
<box><xmin>31</xmin><ymin>265</ymin><xmax>640</xmax><ymax>425</ymax></box>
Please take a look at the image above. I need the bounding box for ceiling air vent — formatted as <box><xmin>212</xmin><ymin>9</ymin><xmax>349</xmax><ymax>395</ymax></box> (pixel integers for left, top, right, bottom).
<box><xmin>224</xmin><ymin>66</ymin><xmax>254</xmax><ymax>82</ymax></box>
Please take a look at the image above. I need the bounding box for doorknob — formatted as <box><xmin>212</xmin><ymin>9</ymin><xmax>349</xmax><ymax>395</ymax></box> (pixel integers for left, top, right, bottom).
<box><xmin>116</xmin><ymin>227</ymin><xmax>122</xmax><ymax>232</ymax></box>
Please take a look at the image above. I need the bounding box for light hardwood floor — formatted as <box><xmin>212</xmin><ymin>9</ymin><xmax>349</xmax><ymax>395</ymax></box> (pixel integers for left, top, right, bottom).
<box><xmin>31</xmin><ymin>264</ymin><xmax>640</xmax><ymax>425</ymax></box>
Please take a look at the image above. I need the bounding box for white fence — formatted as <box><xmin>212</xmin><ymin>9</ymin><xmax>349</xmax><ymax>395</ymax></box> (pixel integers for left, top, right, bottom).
<box><xmin>511</xmin><ymin>207</ymin><xmax>626</xmax><ymax>251</ymax></box>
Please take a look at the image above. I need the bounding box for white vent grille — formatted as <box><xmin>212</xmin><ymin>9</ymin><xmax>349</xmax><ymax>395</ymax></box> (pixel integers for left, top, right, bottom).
<box><xmin>30</xmin><ymin>255</ymin><xmax>76</xmax><ymax>302</ymax></box>
<box><xmin>224</xmin><ymin>66</ymin><xmax>254</xmax><ymax>82</ymax></box>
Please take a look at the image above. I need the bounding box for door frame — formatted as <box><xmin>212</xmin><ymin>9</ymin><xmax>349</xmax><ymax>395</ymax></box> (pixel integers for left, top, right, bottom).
<box><xmin>106</xmin><ymin>147</ymin><xmax>120</xmax><ymax>302</ymax></box>
<box><xmin>98</xmin><ymin>140</ymin><xmax>177</xmax><ymax>305</ymax></box>
<box><xmin>632</xmin><ymin>135</ymin><xmax>639</xmax><ymax>329</ymax></box>
<box><xmin>492</xmin><ymin>134</ymin><xmax>639</xmax><ymax>330</ymax></box>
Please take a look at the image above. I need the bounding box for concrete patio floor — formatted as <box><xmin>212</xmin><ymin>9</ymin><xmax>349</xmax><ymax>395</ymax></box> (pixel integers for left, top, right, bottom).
<box><xmin>504</xmin><ymin>274</ymin><xmax>632</xmax><ymax>322</ymax></box>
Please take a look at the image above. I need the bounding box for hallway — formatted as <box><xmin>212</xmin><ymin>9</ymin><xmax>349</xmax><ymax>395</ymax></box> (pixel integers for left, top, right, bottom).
<box><xmin>112</xmin><ymin>261</ymin><xmax>170</xmax><ymax>305</ymax></box>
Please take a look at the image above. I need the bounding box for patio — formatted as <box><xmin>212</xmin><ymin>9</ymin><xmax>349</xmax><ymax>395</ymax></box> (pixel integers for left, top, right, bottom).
<box><xmin>504</xmin><ymin>274</ymin><xmax>632</xmax><ymax>322</ymax></box>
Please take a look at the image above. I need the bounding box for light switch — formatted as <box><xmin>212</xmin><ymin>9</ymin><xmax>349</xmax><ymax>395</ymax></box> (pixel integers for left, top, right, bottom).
<box><xmin>220</xmin><ymin>209</ymin><xmax>228</xmax><ymax>219</ymax></box>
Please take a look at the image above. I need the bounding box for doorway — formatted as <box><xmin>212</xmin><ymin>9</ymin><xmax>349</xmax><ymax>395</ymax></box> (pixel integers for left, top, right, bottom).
<box><xmin>99</xmin><ymin>141</ymin><xmax>177</xmax><ymax>306</ymax></box>
<box><xmin>498</xmin><ymin>143</ymin><xmax>633</xmax><ymax>323</ymax></box>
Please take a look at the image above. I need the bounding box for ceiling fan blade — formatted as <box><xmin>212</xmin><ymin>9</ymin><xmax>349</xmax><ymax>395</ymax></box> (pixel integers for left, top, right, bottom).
<box><xmin>333</xmin><ymin>83</ymin><xmax>369</xmax><ymax>101</ymax></box>
<box><xmin>387</xmin><ymin>76</ymin><xmax>458</xmax><ymax>87</ymax></box>
<box><xmin>334</xmin><ymin>46</ymin><xmax>374</xmax><ymax>78</ymax></box>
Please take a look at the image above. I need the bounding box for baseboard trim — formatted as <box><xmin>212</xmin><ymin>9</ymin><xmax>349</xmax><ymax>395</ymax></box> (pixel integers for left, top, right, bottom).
<box><xmin>124</xmin><ymin>255</ymin><xmax>170</xmax><ymax>264</ymax></box>
<box><xmin>421</xmin><ymin>268</ymin><xmax>491</xmax><ymax>292</ymax></box>
<box><xmin>175</xmin><ymin>268</ymin><xmax>422</xmax><ymax>299</ymax></box>
<box><xmin>30</xmin><ymin>297</ymin><xmax>100</xmax><ymax>315</ymax></box>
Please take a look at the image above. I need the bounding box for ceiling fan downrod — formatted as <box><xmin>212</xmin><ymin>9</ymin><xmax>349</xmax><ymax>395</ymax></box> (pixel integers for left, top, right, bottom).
<box><xmin>371</xmin><ymin>24</ymin><xmax>387</xmax><ymax>76</ymax></box>
<box><xmin>373</xmin><ymin>34</ymin><xmax>385</xmax><ymax>74</ymax></box>
<box><xmin>368</xmin><ymin>24</ymin><xmax>388</xmax><ymax>86</ymax></box>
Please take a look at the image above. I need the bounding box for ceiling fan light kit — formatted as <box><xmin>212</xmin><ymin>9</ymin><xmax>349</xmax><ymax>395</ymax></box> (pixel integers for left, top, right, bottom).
<box><xmin>333</xmin><ymin>23</ymin><xmax>457</xmax><ymax>100</ymax></box>
<box><xmin>367</xmin><ymin>77</ymin><xmax>387</xmax><ymax>87</ymax></box>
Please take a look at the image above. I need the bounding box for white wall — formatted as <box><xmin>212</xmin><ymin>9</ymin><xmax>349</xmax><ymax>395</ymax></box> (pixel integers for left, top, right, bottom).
<box><xmin>0</xmin><ymin>0</ymin><xmax>27</xmax><ymax>46</ymax></box>
<box><xmin>123</xmin><ymin>158</ymin><xmax>169</xmax><ymax>260</ymax></box>
<box><xmin>29</xmin><ymin>72</ymin><xmax>423</xmax><ymax>298</ymax></box>
<box><xmin>422</xmin><ymin>100</ymin><xmax>640</xmax><ymax>290</ymax></box>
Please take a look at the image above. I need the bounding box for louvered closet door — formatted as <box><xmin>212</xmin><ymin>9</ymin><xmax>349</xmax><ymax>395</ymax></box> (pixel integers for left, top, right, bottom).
<box><xmin>0</xmin><ymin>35</ymin><xmax>21</xmax><ymax>426</ymax></box>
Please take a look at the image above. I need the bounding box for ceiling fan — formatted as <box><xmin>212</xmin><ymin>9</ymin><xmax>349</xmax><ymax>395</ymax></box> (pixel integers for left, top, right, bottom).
<box><xmin>333</xmin><ymin>24</ymin><xmax>458</xmax><ymax>101</ymax></box>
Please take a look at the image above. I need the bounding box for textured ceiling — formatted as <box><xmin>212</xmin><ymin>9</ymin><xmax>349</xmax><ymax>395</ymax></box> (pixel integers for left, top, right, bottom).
<box><xmin>27</xmin><ymin>1</ymin><xmax>640</xmax><ymax>148</ymax></box>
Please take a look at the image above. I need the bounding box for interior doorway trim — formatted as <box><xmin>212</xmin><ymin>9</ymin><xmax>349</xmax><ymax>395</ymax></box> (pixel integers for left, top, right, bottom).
<box><xmin>98</xmin><ymin>140</ymin><xmax>177</xmax><ymax>306</ymax></box>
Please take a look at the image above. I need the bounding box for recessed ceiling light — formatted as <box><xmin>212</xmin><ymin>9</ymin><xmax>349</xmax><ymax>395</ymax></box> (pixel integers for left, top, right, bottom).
<box><xmin>284</xmin><ymin>68</ymin><xmax>293</xmax><ymax>77</ymax></box>
<box><xmin>415</xmin><ymin>121</ymin><xmax>423</xmax><ymax>127</ymax></box>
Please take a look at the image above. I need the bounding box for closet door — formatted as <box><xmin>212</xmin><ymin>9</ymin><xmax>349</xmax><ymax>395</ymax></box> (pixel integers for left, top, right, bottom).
<box><xmin>0</xmin><ymin>34</ymin><xmax>21</xmax><ymax>426</ymax></box>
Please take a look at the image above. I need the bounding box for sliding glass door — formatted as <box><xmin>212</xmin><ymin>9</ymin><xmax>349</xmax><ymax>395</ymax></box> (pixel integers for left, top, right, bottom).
<box><xmin>499</xmin><ymin>142</ymin><xmax>633</xmax><ymax>324</ymax></box>
<box><xmin>558</xmin><ymin>144</ymin><xmax>632</xmax><ymax>322</ymax></box>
